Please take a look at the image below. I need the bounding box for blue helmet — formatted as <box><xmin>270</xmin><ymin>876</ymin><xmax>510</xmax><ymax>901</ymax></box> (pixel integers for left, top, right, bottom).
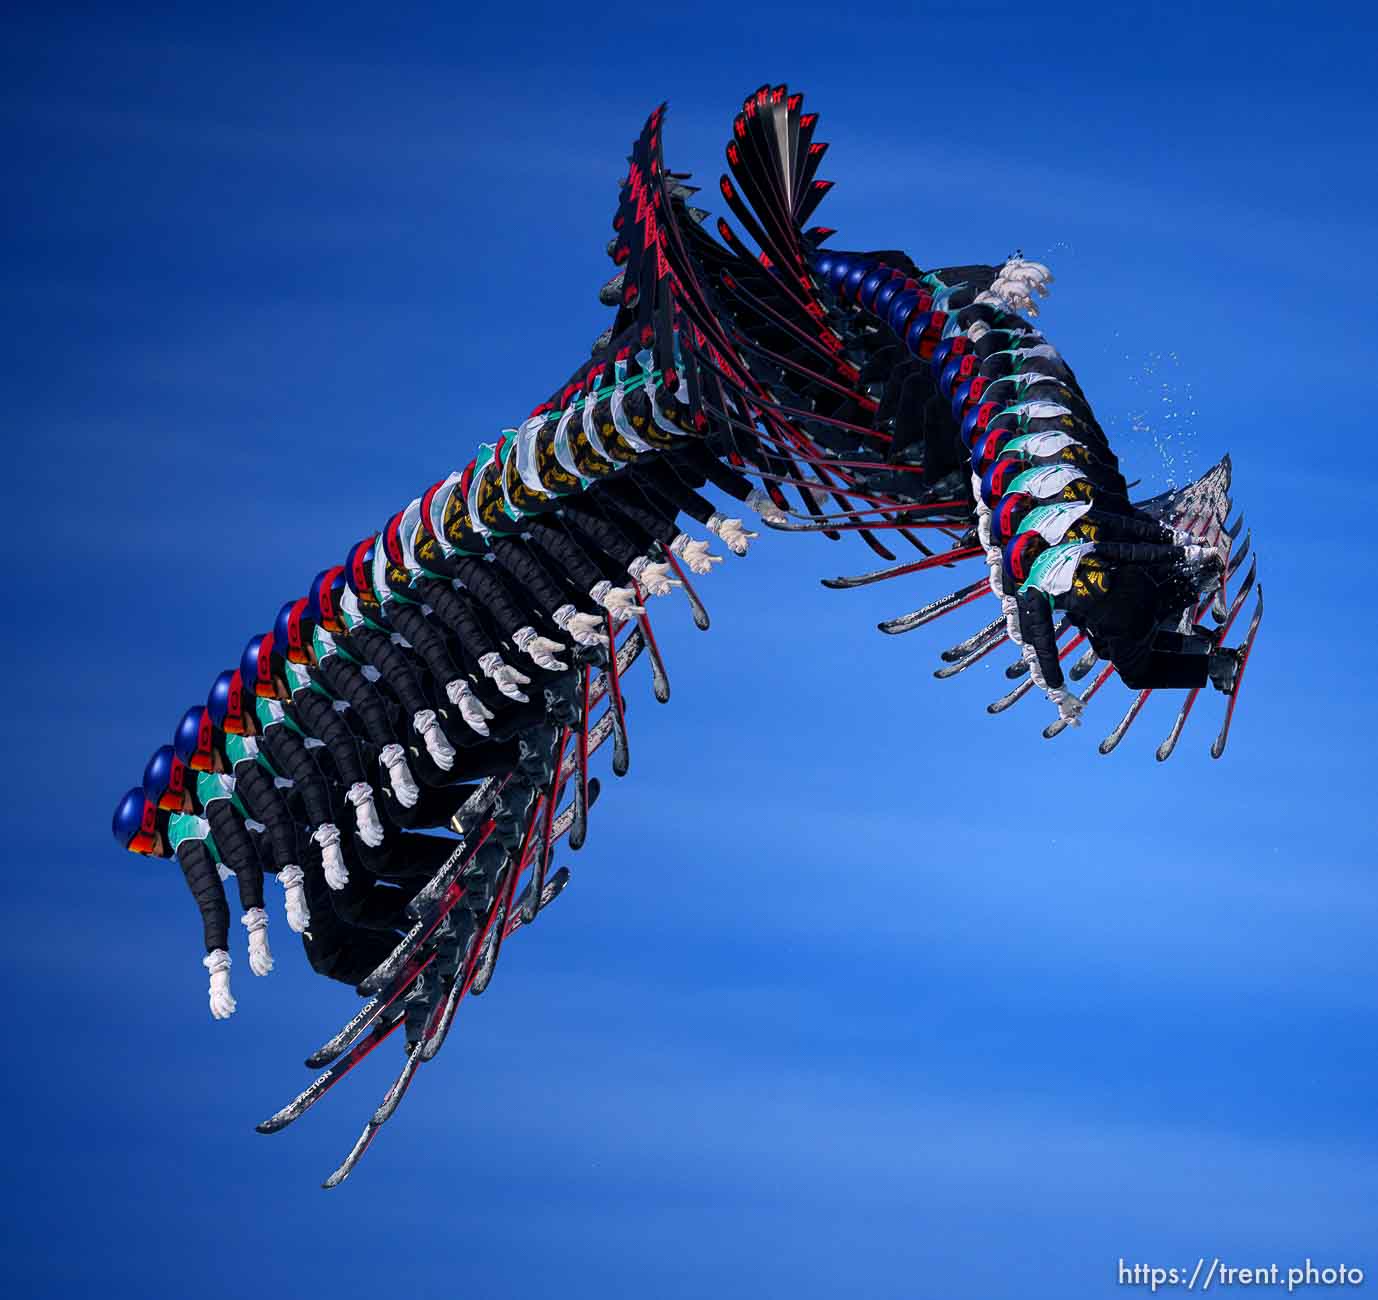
<box><xmin>841</xmin><ymin>261</ymin><xmax>871</xmax><ymax>301</ymax></box>
<box><xmin>344</xmin><ymin>536</ymin><xmax>378</xmax><ymax>601</ymax></box>
<box><xmin>174</xmin><ymin>704</ymin><xmax>218</xmax><ymax>772</ymax></box>
<box><xmin>1003</xmin><ymin>530</ymin><xmax>1047</xmax><ymax>586</ymax></box>
<box><xmin>931</xmin><ymin>336</ymin><xmax>965</xmax><ymax>372</ymax></box>
<box><xmin>873</xmin><ymin>275</ymin><xmax>906</xmax><ymax>316</ymax></box>
<box><xmin>939</xmin><ymin>356</ymin><xmax>964</xmax><ymax>396</ymax></box>
<box><xmin>961</xmin><ymin>398</ymin><xmax>1000</xmax><ymax>446</ymax></box>
<box><xmin>241</xmin><ymin>633</ymin><xmax>278</xmax><ymax>700</ymax></box>
<box><xmin>113</xmin><ymin>787</ymin><xmax>164</xmax><ymax>856</ymax></box>
<box><xmin>143</xmin><ymin>744</ymin><xmax>189</xmax><ymax>811</ymax></box>
<box><xmin>825</xmin><ymin>255</ymin><xmax>857</xmax><ymax>291</ymax></box>
<box><xmin>207</xmin><ymin>668</ymin><xmax>248</xmax><ymax>735</ymax></box>
<box><xmin>275</xmin><ymin>597</ymin><xmax>313</xmax><ymax>664</ymax></box>
<box><xmin>857</xmin><ymin>267</ymin><xmax>891</xmax><ymax>311</ymax></box>
<box><xmin>307</xmin><ymin>566</ymin><xmax>347</xmax><ymax>633</ymax></box>
<box><xmin>904</xmin><ymin>310</ymin><xmax>935</xmax><ymax>354</ymax></box>
<box><xmin>885</xmin><ymin>289</ymin><xmax>919</xmax><ymax>335</ymax></box>
<box><xmin>989</xmin><ymin>491</ymin><xmax>1037</xmax><ymax>547</ymax></box>
<box><xmin>979</xmin><ymin>456</ymin><xmax>1024</xmax><ymax>509</ymax></box>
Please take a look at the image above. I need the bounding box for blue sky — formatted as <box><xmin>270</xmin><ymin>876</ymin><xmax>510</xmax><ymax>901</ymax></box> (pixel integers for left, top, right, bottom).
<box><xmin>4</xmin><ymin>2</ymin><xmax>1377</xmax><ymax>1296</ymax></box>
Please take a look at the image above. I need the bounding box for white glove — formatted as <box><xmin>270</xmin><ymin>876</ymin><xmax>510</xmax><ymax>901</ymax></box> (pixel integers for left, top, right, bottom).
<box><xmin>514</xmin><ymin>625</ymin><xmax>568</xmax><ymax>672</ymax></box>
<box><xmin>598</xmin><ymin>585</ymin><xmax>645</xmax><ymax>624</ymax></box>
<box><xmin>746</xmin><ymin>487</ymin><xmax>788</xmax><ymax>524</ymax></box>
<box><xmin>628</xmin><ymin>556</ymin><xmax>681</xmax><ymax>598</ymax></box>
<box><xmin>278</xmin><ymin>864</ymin><xmax>310</xmax><ymax>933</ymax></box>
<box><xmin>313</xmin><ymin>823</ymin><xmax>349</xmax><ymax>889</ymax></box>
<box><xmin>670</xmin><ymin>533</ymin><xmax>723</xmax><ymax>576</ymax></box>
<box><xmin>203</xmin><ymin>949</ymin><xmax>236</xmax><ymax>1020</ymax></box>
<box><xmin>477</xmin><ymin>652</ymin><xmax>531</xmax><ymax>702</ymax></box>
<box><xmin>553</xmin><ymin>606</ymin><xmax>608</xmax><ymax>648</ymax></box>
<box><xmin>413</xmin><ymin>708</ymin><xmax>455</xmax><ymax>769</ymax></box>
<box><xmin>1049</xmin><ymin>687</ymin><xmax>1083</xmax><ymax>728</ymax></box>
<box><xmin>446</xmin><ymin>678</ymin><xmax>494</xmax><ymax>736</ymax></box>
<box><xmin>706</xmin><ymin>512</ymin><xmax>758</xmax><ymax>556</ymax></box>
<box><xmin>379</xmin><ymin>745</ymin><xmax>419</xmax><ymax>809</ymax></box>
<box><xmin>242</xmin><ymin>907</ymin><xmax>273</xmax><ymax>976</ymax></box>
<box><xmin>347</xmin><ymin>782</ymin><xmax>385</xmax><ymax>846</ymax></box>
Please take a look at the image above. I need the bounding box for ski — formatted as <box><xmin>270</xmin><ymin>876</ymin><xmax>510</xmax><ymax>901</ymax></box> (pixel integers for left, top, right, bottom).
<box><xmin>364</xmin><ymin>640</ymin><xmax>642</xmax><ymax>993</ymax></box>
<box><xmin>256</xmin><ymin>1007</ymin><xmax>406</xmax><ymax>1135</ymax></box>
<box><xmin>987</xmin><ymin>627</ymin><xmax>1085</xmax><ymax>714</ymax></box>
<box><xmin>940</xmin><ymin>613</ymin><xmax>1005</xmax><ymax>662</ymax></box>
<box><xmin>1209</xmin><ymin>586</ymin><xmax>1264</xmax><ymax>759</ymax></box>
<box><xmin>522</xmin><ymin>728</ymin><xmax>570</xmax><ymax>926</ymax></box>
<box><xmin>822</xmin><ymin>546</ymin><xmax>981</xmax><ymax>591</ymax></box>
<box><xmin>629</xmin><ymin>579</ymin><xmax>671</xmax><ymax>703</ymax></box>
<box><xmin>1068</xmin><ymin>643</ymin><xmax>1099</xmax><ymax>683</ymax></box>
<box><xmin>570</xmin><ymin>665</ymin><xmax>591</xmax><ymax>851</ymax></box>
<box><xmin>601</xmin><ymin>616</ymin><xmax>630</xmax><ymax>778</ymax></box>
<box><xmin>877</xmin><ymin>579</ymin><xmax>991</xmax><ymax>636</ymax></box>
<box><xmin>1098</xmin><ymin>689</ymin><xmax>1152</xmax><ymax>755</ymax></box>
<box><xmin>933</xmin><ymin>630</ymin><xmax>1008</xmax><ymax>679</ymax></box>
<box><xmin>988</xmin><ymin>676</ymin><xmax>1036</xmax><ymax>715</ymax></box>
<box><xmin>1005</xmin><ymin>622</ymin><xmax>1076</xmax><ymax>679</ymax></box>
<box><xmin>1156</xmin><ymin>558</ymin><xmax>1256</xmax><ymax>761</ymax></box>
<box><xmin>657</xmin><ymin>543</ymin><xmax>711</xmax><ymax>630</ymax></box>
<box><xmin>1043</xmin><ymin>662</ymin><xmax>1116</xmax><ymax>739</ymax></box>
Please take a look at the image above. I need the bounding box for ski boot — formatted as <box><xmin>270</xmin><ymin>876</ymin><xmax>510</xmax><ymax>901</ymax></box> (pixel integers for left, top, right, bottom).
<box><xmin>1208</xmin><ymin>646</ymin><xmax>1242</xmax><ymax>696</ymax></box>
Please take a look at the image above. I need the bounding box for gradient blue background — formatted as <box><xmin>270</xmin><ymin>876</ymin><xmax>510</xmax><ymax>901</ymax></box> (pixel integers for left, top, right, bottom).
<box><xmin>5</xmin><ymin>3</ymin><xmax>1375</xmax><ymax>1296</ymax></box>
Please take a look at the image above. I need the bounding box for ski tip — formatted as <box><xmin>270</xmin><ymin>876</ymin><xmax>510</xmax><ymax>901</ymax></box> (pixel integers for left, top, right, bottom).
<box><xmin>1154</xmin><ymin>743</ymin><xmax>1174</xmax><ymax>763</ymax></box>
<box><xmin>653</xmin><ymin>681</ymin><xmax>671</xmax><ymax>703</ymax></box>
<box><xmin>820</xmin><ymin>576</ymin><xmax>847</xmax><ymax>589</ymax></box>
<box><xmin>304</xmin><ymin>1049</ymin><xmax>337</xmax><ymax>1070</ymax></box>
<box><xmin>256</xmin><ymin>1114</ymin><xmax>290</xmax><ymax>1136</ymax></box>
<box><xmin>691</xmin><ymin>611</ymin><xmax>710</xmax><ymax>632</ymax></box>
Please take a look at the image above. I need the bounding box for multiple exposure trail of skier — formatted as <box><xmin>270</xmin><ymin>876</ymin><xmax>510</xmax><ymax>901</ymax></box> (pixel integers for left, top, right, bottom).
<box><xmin>112</xmin><ymin>84</ymin><xmax>1262</xmax><ymax>1187</ymax></box>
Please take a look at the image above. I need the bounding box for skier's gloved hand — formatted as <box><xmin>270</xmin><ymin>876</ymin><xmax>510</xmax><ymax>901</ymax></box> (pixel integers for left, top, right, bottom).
<box><xmin>347</xmin><ymin>782</ymin><xmax>386</xmax><ymax>846</ymax></box>
<box><xmin>553</xmin><ymin>605</ymin><xmax>609</xmax><ymax>648</ymax></box>
<box><xmin>477</xmin><ymin>652</ymin><xmax>531</xmax><ymax>702</ymax></box>
<box><xmin>746</xmin><ymin>487</ymin><xmax>788</xmax><ymax>525</ymax></box>
<box><xmin>413</xmin><ymin>708</ymin><xmax>455</xmax><ymax>770</ymax></box>
<box><xmin>445</xmin><ymin>677</ymin><xmax>494</xmax><ymax>735</ymax></box>
<box><xmin>313</xmin><ymin>823</ymin><xmax>349</xmax><ymax>889</ymax></box>
<box><xmin>203</xmin><ymin>949</ymin><xmax>236</xmax><ymax>1020</ymax></box>
<box><xmin>242</xmin><ymin>907</ymin><xmax>273</xmax><ymax>976</ymax></box>
<box><xmin>1049</xmin><ymin>687</ymin><xmax>1083</xmax><ymax>727</ymax></box>
<box><xmin>706</xmin><ymin>512</ymin><xmax>758</xmax><ymax>557</ymax></box>
<box><xmin>670</xmin><ymin>533</ymin><xmax>723</xmax><ymax>576</ymax></box>
<box><xmin>379</xmin><ymin>745</ymin><xmax>420</xmax><ymax>809</ymax></box>
<box><xmin>628</xmin><ymin>557</ymin><xmax>680</xmax><ymax>598</ymax></box>
<box><xmin>514</xmin><ymin>625</ymin><xmax>568</xmax><ymax>672</ymax></box>
<box><xmin>277</xmin><ymin>864</ymin><xmax>310</xmax><ymax>933</ymax></box>
<box><xmin>591</xmin><ymin>580</ymin><xmax>644</xmax><ymax>624</ymax></box>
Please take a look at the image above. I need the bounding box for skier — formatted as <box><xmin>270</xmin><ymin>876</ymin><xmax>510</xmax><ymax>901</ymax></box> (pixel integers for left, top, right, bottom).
<box><xmin>1002</xmin><ymin>530</ymin><xmax>1240</xmax><ymax>703</ymax></box>
<box><xmin>111</xmin><ymin>788</ymin><xmax>240</xmax><ymax>1019</ymax></box>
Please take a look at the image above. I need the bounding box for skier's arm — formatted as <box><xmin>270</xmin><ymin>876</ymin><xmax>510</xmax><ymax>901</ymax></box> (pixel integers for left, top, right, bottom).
<box><xmin>176</xmin><ymin>841</ymin><xmax>231</xmax><ymax>954</ymax></box>
<box><xmin>1015</xmin><ymin>588</ymin><xmax>1064</xmax><ymax>691</ymax></box>
<box><xmin>414</xmin><ymin>578</ymin><xmax>499</xmax><ymax>664</ymax></box>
